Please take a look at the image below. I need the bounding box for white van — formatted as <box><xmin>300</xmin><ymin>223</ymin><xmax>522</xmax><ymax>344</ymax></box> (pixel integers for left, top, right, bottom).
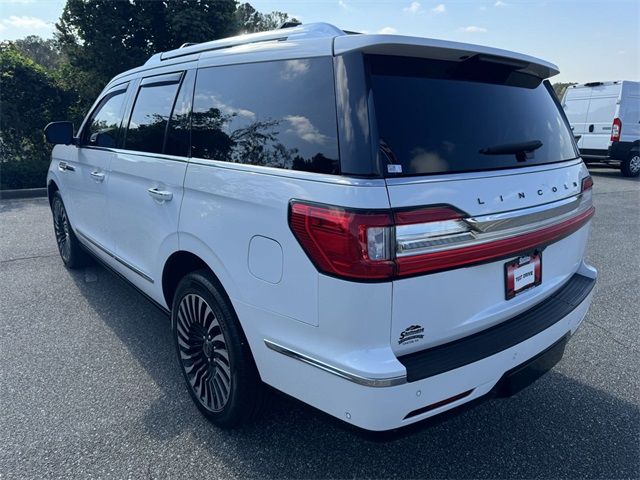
<box><xmin>44</xmin><ymin>23</ymin><xmax>597</xmax><ymax>432</ymax></box>
<box><xmin>562</xmin><ymin>81</ymin><xmax>640</xmax><ymax>176</ymax></box>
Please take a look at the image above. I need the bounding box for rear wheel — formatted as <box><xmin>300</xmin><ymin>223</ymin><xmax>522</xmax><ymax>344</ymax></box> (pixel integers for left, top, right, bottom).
<box><xmin>621</xmin><ymin>152</ymin><xmax>640</xmax><ymax>177</ymax></box>
<box><xmin>51</xmin><ymin>192</ymin><xmax>88</xmax><ymax>269</ymax></box>
<box><xmin>172</xmin><ymin>270</ymin><xmax>266</xmax><ymax>428</ymax></box>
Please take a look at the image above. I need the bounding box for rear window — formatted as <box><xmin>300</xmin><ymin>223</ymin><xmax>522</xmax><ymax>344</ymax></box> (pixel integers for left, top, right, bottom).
<box><xmin>368</xmin><ymin>55</ymin><xmax>578</xmax><ymax>176</ymax></box>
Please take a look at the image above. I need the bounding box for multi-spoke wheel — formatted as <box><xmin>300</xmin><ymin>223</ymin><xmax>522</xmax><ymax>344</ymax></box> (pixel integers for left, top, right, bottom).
<box><xmin>172</xmin><ymin>270</ymin><xmax>267</xmax><ymax>427</ymax></box>
<box><xmin>621</xmin><ymin>152</ymin><xmax>640</xmax><ymax>177</ymax></box>
<box><xmin>176</xmin><ymin>293</ymin><xmax>232</xmax><ymax>412</ymax></box>
<box><xmin>51</xmin><ymin>191</ymin><xmax>88</xmax><ymax>269</ymax></box>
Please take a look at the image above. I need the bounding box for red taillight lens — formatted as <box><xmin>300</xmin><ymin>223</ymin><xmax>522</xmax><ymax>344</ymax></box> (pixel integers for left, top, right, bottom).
<box><xmin>611</xmin><ymin>118</ymin><xmax>622</xmax><ymax>142</ymax></box>
<box><xmin>288</xmin><ymin>201</ymin><xmax>394</xmax><ymax>280</ymax></box>
<box><xmin>581</xmin><ymin>175</ymin><xmax>594</xmax><ymax>192</ymax></box>
<box><xmin>289</xmin><ymin>200</ymin><xmax>594</xmax><ymax>281</ymax></box>
<box><xmin>393</xmin><ymin>206</ymin><xmax>462</xmax><ymax>224</ymax></box>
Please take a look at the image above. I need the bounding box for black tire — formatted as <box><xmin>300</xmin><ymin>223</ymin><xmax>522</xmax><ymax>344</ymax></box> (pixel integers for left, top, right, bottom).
<box><xmin>172</xmin><ymin>269</ymin><xmax>266</xmax><ymax>428</ymax></box>
<box><xmin>51</xmin><ymin>191</ymin><xmax>89</xmax><ymax>269</ymax></box>
<box><xmin>621</xmin><ymin>152</ymin><xmax>640</xmax><ymax>177</ymax></box>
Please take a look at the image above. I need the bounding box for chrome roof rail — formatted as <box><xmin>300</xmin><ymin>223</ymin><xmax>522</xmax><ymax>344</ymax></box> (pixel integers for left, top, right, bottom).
<box><xmin>145</xmin><ymin>22</ymin><xmax>345</xmax><ymax>65</ymax></box>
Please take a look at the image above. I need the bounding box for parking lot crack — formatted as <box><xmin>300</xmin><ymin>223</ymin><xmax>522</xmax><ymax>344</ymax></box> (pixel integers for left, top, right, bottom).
<box><xmin>583</xmin><ymin>319</ymin><xmax>640</xmax><ymax>354</ymax></box>
<box><xmin>0</xmin><ymin>252</ymin><xmax>58</xmax><ymax>265</ymax></box>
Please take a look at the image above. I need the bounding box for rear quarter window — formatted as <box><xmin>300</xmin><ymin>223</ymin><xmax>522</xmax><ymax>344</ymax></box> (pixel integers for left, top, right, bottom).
<box><xmin>191</xmin><ymin>57</ymin><xmax>340</xmax><ymax>174</ymax></box>
<box><xmin>368</xmin><ymin>55</ymin><xmax>578</xmax><ymax>176</ymax></box>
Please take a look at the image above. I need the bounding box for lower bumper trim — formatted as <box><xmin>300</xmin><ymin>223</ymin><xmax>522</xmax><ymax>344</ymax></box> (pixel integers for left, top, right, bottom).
<box><xmin>264</xmin><ymin>339</ymin><xmax>407</xmax><ymax>387</ymax></box>
<box><xmin>398</xmin><ymin>273</ymin><xmax>595</xmax><ymax>383</ymax></box>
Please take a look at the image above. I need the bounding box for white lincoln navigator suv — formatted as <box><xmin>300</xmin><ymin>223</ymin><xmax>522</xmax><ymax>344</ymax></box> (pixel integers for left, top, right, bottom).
<box><xmin>45</xmin><ymin>23</ymin><xmax>597</xmax><ymax>432</ymax></box>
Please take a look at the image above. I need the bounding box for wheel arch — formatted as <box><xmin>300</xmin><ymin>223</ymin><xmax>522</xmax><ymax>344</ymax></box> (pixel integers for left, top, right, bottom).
<box><xmin>47</xmin><ymin>179</ymin><xmax>59</xmax><ymax>207</ymax></box>
<box><xmin>162</xmin><ymin>250</ymin><xmax>232</xmax><ymax>311</ymax></box>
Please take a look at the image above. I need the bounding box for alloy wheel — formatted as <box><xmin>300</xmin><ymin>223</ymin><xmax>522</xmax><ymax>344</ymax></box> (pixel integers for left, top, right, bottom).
<box><xmin>53</xmin><ymin>199</ymin><xmax>71</xmax><ymax>263</ymax></box>
<box><xmin>176</xmin><ymin>293</ymin><xmax>232</xmax><ymax>412</ymax></box>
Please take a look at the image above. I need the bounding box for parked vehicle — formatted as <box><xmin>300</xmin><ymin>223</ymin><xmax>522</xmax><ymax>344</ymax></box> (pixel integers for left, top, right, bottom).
<box><xmin>562</xmin><ymin>80</ymin><xmax>640</xmax><ymax>177</ymax></box>
<box><xmin>44</xmin><ymin>23</ymin><xmax>597</xmax><ymax>432</ymax></box>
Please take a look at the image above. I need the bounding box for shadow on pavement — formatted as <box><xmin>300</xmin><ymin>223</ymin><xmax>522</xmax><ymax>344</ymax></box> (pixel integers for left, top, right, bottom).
<box><xmin>68</xmin><ymin>261</ymin><xmax>639</xmax><ymax>479</ymax></box>
<box><xmin>588</xmin><ymin>166</ymin><xmax>640</xmax><ymax>183</ymax></box>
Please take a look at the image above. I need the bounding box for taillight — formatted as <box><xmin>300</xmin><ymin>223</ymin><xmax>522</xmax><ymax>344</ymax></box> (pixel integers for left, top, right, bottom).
<box><xmin>289</xmin><ymin>199</ymin><xmax>594</xmax><ymax>281</ymax></box>
<box><xmin>581</xmin><ymin>175</ymin><xmax>594</xmax><ymax>192</ymax></box>
<box><xmin>611</xmin><ymin>118</ymin><xmax>622</xmax><ymax>142</ymax></box>
<box><xmin>288</xmin><ymin>201</ymin><xmax>394</xmax><ymax>280</ymax></box>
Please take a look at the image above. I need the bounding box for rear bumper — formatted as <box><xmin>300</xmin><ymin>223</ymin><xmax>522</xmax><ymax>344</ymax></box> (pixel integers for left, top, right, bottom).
<box><xmin>397</xmin><ymin>271</ymin><xmax>595</xmax><ymax>383</ymax></box>
<box><xmin>581</xmin><ymin>142</ymin><xmax>636</xmax><ymax>162</ymax></box>
<box><xmin>263</xmin><ymin>262</ymin><xmax>596</xmax><ymax>431</ymax></box>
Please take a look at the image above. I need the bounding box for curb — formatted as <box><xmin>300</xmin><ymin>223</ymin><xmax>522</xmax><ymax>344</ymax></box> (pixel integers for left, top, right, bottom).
<box><xmin>0</xmin><ymin>188</ymin><xmax>48</xmax><ymax>200</ymax></box>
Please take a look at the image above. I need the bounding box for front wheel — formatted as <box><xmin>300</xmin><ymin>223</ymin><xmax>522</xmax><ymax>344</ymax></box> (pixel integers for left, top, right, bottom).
<box><xmin>172</xmin><ymin>270</ymin><xmax>266</xmax><ymax>428</ymax></box>
<box><xmin>621</xmin><ymin>152</ymin><xmax>640</xmax><ymax>177</ymax></box>
<box><xmin>51</xmin><ymin>192</ymin><xmax>88</xmax><ymax>269</ymax></box>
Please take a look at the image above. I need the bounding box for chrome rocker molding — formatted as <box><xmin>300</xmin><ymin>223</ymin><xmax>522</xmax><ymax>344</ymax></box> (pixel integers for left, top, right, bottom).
<box><xmin>76</xmin><ymin>229</ymin><xmax>154</xmax><ymax>283</ymax></box>
<box><xmin>264</xmin><ymin>339</ymin><xmax>407</xmax><ymax>387</ymax></box>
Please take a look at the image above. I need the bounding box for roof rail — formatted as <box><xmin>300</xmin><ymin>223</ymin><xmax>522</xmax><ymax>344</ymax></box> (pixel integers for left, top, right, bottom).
<box><xmin>145</xmin><ymin>22</ymin><xmax>345</xmax><ymax>65</ymax></box>
<box><xmin>279</xmin><ymin>20</ymin><xmax>302</xmax><ymax>29</ymax></box>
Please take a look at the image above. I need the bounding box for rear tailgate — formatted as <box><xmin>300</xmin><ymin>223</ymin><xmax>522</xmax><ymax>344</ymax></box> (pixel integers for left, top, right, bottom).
<box><xmin>361</xmin><ymin>51</ymin><xmax>592</xmax><ymax>356</ymax></box>
<box><xmin>387</xmin><ymin>160</ymin><xmax>592</xmax><ymax>355</ymax></box>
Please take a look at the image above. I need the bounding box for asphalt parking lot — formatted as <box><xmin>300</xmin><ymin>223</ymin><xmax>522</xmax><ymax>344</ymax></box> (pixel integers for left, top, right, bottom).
<box><xmin>0</xmin><ymin>167</ymin><xmax>638</xmax><ymax>479</ymax></box>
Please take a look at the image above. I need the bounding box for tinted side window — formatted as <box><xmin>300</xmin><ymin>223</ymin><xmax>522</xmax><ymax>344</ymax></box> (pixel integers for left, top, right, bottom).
<box><xmin>192</xmin><ymin>58</ymin><xmax>339</xmax><ymax>174</ymax></box>
<box><xmin>165</xmin><ymin>70</ymin><xmax>195</xmax><ymax>157</ymax></box>
<box><xmin>83</xmin><ymin>88</ymin><xmax>127</xmax><ymax>148</ymax></box>
<box><xmin>125</xmin><ymin>74</ymin><xmax>182</xmax><ymax>154</ymax></box>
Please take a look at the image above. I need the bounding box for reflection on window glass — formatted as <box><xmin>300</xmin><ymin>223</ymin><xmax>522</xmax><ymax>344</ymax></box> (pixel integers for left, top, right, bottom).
<box><xmin>165</xmin><ymin>70</ymin><xmax>195</xmax><ymax>157</ymax></box>
<box><xmin>84</xmin><ymin>90</ymin><xmax>127</xmax><ymax>148</ymax></box>
<box><xmin>125</xmin><ymin>80</ymin><xmax>181</xmax><ymax>154</ymax></box>
<box><xmin>191</xmin><ymin>58</ymin><xmax>339</xmax><ymax>174</ymax></box>
<box><xmin>369</xmin><ymin>55</ymin><xmax>577</xmax><ymax>176</ymax></box>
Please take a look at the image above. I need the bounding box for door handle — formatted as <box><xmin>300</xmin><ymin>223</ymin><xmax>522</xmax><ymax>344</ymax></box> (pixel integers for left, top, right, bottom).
<box><xmin>58</xmin><ymin>161</ymin><xmax>75</xmax><ymax>172</ymax></box>
<box><xmin>90</xmin><ymin>171</ymin><xmax>105</xmax><ymax>182</ymax></box>
<box><xmin>588</xmin><ymin>124</ymin><xmax>595</xmax><ymax>133</ymax></box>
<box><xmin>147</xmin><ymin>187</ymin><xmax>173</xmax><ymax>202</ymax></box>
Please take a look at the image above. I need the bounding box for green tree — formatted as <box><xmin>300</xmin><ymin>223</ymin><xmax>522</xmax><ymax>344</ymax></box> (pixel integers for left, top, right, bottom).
<box><xmin>56</xmin><ymin>0</ymin><xmax>238</xmax><ymax>111</ymax></box>
<box><xmin>12</xmin><ymin>35</ymin><xmax>65</xmax><ymax>71</ymax></box>
<box><xmin>235</xmin><ymin>3</ymin><xmax>299</xmax><ymax>33</ymax></box>
<box><xmin>552</xmin><ymin>82</ymin><xmax>577</xmax><ymax>100</ymax></box>
<box><xmin>0</xmin><ymin>47</ymin><xmax>74</xmax><ymax>188</ymax></box>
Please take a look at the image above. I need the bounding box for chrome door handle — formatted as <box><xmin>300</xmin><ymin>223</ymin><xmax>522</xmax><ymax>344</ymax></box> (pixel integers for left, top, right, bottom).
<box><xmin>90</xmin><ymin>171</ymin><xmax>105</xmax><ymax>182</ymax></box>
<box><xmin>58</xmin><ymin>161</ymin><xmax>75</xmax><ymax>172</ymax></box>
<box><xmin>147</xmin><ymin>187</ymin><xmax>173</xmax><ymax>202</ymax></box>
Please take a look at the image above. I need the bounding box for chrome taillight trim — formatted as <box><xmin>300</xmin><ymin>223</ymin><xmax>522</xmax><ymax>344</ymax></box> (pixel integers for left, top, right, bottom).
<box><xmin>465</xmin><ymin>194</ymin><xmax>583</xmax><ymax>233</ymax></box>
<box><xmin>396</xmin><ymin>193</ymin><xmax>591</xmax><ymax>258</ymax></box>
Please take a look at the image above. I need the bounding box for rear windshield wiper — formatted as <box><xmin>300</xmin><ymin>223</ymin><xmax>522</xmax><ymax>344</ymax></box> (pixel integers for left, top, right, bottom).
<box><xmin>479</xmin><ymin>140</ymin><xmax>543</xmax><ymax>162</ymax></box>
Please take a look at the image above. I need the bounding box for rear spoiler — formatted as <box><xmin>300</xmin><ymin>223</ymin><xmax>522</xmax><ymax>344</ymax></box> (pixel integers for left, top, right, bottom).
<box><xmin>333</xmin><ymin>34</ymin><xmax>560</xmax><ymax>79</ymax></box>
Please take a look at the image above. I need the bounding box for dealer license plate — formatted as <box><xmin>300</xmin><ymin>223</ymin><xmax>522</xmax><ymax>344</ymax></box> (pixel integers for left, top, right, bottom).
<box><xmin>505</xmin><ymin>252</ymin><xmax>542</xmax><ymax>300</ymax></box>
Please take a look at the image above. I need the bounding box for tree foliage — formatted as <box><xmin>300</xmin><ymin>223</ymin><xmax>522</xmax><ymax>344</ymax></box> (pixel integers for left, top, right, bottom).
<box><xmin>55</xmin><ymin>0</ymin><xmax>238</xmax><ymax>110</ymax></box>
<box><xmin>552</xmin><ymin>82</ymin><xmax>578</xmax><ymax>100</ymax></box>
<box><xmin>13</xmin><ymin>35</ymin><xmax>65</xmax><ymax>71</ymax></box>
<box><xmin>235</xmin><ymin>3</ymin><xmax>299</xmax><ymax>33</ymax></box>
<box><xmin>1</xmin><ymin>1</ymin><xmax>287</xmax><ymax>189</ymax></box>
<box><xmin>0</xmin><ymin>47</ymin><xmax>75</xmax><ymax>188</ymax></box>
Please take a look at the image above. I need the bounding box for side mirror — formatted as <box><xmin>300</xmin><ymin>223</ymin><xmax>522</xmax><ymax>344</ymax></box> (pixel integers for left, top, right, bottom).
<box><xmin>44</xmin><ymin>121</ymin><xmax>75</xmax><ymax>145</ymax></box>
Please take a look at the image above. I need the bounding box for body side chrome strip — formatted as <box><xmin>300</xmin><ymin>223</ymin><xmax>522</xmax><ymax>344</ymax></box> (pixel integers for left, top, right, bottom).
<box><xmin>76</xmin><ymin>229</ymin><xmax>154</xmax><ymax>283</ymax></box>
<box><xmin>264</xmin><ymin>339</ymin><xmax>406</xmax><ymax>388</ymax></box>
